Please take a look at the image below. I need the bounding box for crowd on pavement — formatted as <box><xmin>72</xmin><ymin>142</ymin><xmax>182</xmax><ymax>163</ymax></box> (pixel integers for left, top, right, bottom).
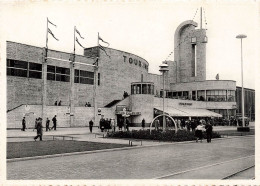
<box><xmin>21</xmin><ymin>115</ymin><xmax>58</xmax><ymax>141</ymax></box>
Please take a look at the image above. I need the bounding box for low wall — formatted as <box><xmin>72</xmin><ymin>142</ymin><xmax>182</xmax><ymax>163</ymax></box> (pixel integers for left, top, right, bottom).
<box><xmin>7</xmin><ymin>105</ymin><xmax>94</xmax><ymax>129</ymax></box>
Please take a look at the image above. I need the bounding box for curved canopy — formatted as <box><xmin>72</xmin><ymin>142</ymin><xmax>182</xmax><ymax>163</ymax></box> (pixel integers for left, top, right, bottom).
<box><xmin>155</xmin><ymin>107</ymin><xmax>222</xmax><ymax>117</ymax></box>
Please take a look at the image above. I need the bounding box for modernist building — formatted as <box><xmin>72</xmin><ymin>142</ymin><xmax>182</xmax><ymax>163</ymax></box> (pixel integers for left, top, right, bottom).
<box><xmin>6</xmin><ymin>20</ymin><xmax>255</xmax><ymax>128</ymax></box>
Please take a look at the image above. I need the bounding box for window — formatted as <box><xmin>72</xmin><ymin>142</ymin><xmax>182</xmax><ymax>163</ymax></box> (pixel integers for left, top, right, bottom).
<box><xmin>191</xmin><ymin>44</ymin><xmax>197</xmax><ymax>77</ymax></box>
<box><xmin>206</xmin><ymin>90</ymin><xmax>227</xmax><ymax>102</ymax></box>
<box><xmin>47</xmin><ymin>65</ymin><xmax>70</xmax><ymax>82</ymax></box>
<box><xmin>29</xmin><ymin>62</ymin><xmax>42</xmax><ymax>79</ymax></box>
<box><xmin>191</xmin><ymin>37</ymin><xmax>197</xmax><ymax>43</ymax></box>
<box><xmin>98</xmin><ymin>73</ymin><xmax>100</xmax><ymax>86</ymax></box>
<box><xmin>74</xmin><ymin>69</ymin><xmax>94</xmax><ymax>85</ymax></box>
<box><xmin>7</xmin><ymin>59</ymin><xmax>42</xmax><ymax>79</ymax></box>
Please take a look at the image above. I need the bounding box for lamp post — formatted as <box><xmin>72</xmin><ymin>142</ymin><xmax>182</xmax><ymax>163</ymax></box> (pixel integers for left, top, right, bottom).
<box><xmin>236</xmin><ymin>34</ymin><xmax>247</xmax><ymax>128</ymax></box>
<box><xmin>159</xmin><ymin>63</ymin><xmax>169</xmax><ymax>132</ymax></box>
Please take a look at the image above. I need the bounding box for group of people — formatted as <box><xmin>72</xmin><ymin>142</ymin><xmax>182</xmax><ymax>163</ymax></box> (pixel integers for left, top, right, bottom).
<box><xmin>54</xmin><ymin>101</ymin><xmax>62</xmax><ymax>106</ymax></box>
<box><xmin>21</xmin><ymin>115</ymin><xmax>57</xmax><ymax>141</ymax></box>
<box><xmin>99</xmin><ymin>117</ymin><xmax>118</xmax><ymax>132</ymax></box>
<box><xmin>85</xmin><ymin>102</ymin><xmax>91</xmax><ymax>107</ymax></box>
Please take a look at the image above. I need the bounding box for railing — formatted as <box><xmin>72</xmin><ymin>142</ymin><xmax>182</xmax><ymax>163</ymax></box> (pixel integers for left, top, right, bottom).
<box><xmin>7</xmin><ymin>104</ymin><xmax>24</xmax><ymax>113</ymax></box>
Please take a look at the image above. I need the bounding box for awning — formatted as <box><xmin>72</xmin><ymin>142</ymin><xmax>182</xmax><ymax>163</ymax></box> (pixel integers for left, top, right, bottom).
<box><xmin>155</xmin><ymin>107</ymin><xmax>222</xmax><ymax>117</ymax></box>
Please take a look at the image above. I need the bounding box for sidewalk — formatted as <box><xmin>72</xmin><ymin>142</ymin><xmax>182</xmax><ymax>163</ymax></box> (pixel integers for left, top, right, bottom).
<box><xmin>7</xmin><ymin>125</ymin><xmax>254</xmax><ymax>144</ymax></box>
<box><xmin>7</xmin><ymin>127</ymin><xmax>172</xmax><ymax>146</ymax></box>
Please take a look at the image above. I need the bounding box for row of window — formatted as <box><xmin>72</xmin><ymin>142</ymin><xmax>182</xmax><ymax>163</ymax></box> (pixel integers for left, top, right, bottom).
<box><xmin>7</xmin><ymin>59</ymin><xmax>95</xmax><ymax>85</ymax></box>
<box><xmin>165</xmin><ymin>90</ymin><xmax>236</xmax><ymax>102</ymax></box>
<box><xmin>131</xmin><ymin>84</ymin><xmax>155</xmax><ymax>95</ymax></box>
<box><xmin>7</xmin><ymin>59</ymin><xmax>42</xmax><ymax>79</ymax></box>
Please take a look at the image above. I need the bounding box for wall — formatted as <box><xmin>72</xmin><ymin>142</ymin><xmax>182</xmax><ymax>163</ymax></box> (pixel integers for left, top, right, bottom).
<box><xmin>7</xmin><ymin>105</ymin><xmax>94</xmax><ymax>128</ymax></box>
<box><xmin>130</xmin><ymin>94</ymin><xmax>154</xmax><ymax>126</ymax></box>
<box><xmin>173</xmin><ymin>20</ymin><xmax>207</xmax><ymax>84</ymax></box>
<box><xmin>7</xmin><ymin>41</ymin><xmax>95</xmax><ymax>109</ymax></box>
<box><xmin>95</xmin><ymin>47</ymin><xmax>150</xmax><ymax>108</ymax></box>
<box><xmin>170</xmin><ymin>80</ymin><xmax>236</xmax><ymax>91</ymax></box>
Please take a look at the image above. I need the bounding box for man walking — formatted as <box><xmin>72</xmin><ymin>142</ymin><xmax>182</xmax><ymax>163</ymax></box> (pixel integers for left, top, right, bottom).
<box><xmin>46</xmin><ymin>117</ymin><xmax>50</xmax><ymax>131</ymax></box>
<box><xmin>141</xmin><ymin>118</ymin><xmax>145</xmax><ymax>129</ymax></box>
<box><xmin>205</xmin><ymin>122</ymin><xmax>213</xmax><ymax>143</ymax></box>
<box><xmin>89</xmin><ymin>119</ymin><xmax>94</xmax><ymax>133</ymax></box>
<box><xmin>51</xmin><ymin>115</ymin><xmax>57</xmax><ymax>130</ymax></box>
<box><xmin>21</xmin><ymin>117</ymin><xmax>26</xmax><ymax>131</ymax></box>
<box><xmin>34</xmin><ymin>118</ymin><xmax>43</xmax><ymax>141</ymax></box>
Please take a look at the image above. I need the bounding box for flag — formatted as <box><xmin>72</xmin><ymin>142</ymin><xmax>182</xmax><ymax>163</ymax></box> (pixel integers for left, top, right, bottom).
<box><xmin>216</xmin><ymin>73</ymin><xmax>219</xmax><ymax>80</ymax></box>
<box><xmin>98</xmin><ymin>35</ymin><xmax>109</xmax><ymax>46</ymax></box>
<box><xmin>48</xmin><ymin>28</ymin><xmax>59</xmax><ymax>41</ymax></box>
<box><xmin>99</xmin><ymin>44</ymin><xmax>110</xmax><ymax>58</ymax></box>
<box><xmin>76</xmin><ymin>37</ymin><xmax>85</xmax><ymax>48</ymax></box>
<box><xmin>47</xmin><ymin>18</ymin><xmax>57</xmax><ymax>27</ymax></box>
<box><xmin>75</xmin><ymin>27</ymin><xmax>84</xmax><ymax>39</ymax></box>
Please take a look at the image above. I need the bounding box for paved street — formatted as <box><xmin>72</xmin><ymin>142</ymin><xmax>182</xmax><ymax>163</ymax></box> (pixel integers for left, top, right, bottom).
<box><xmin>7</xmin><ymin>136</ymin><xmax>254</xmax><ymax>179</ymax></box>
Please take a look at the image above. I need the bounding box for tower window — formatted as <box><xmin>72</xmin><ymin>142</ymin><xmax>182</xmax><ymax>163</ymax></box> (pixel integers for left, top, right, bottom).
<box><xmin>191</xmin><ymin>44</ymin><xmax>197</xmax><ymax>77</ymax></box>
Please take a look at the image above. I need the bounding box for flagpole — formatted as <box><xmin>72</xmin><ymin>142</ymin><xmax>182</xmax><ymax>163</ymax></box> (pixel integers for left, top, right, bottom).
<box><xmin>46</xmin><ymin>18</ymin><xmax>48</xmax><ymax>49</ymax></box>
<box><xmin>98</xmin><ymin>32</ymin><xmax>100</xmax><ymax>58</ymax></box>
<box><xmin>74</xmin><ymin>26</ymin><xmax>76</xmax><ymax>55</ymax></box>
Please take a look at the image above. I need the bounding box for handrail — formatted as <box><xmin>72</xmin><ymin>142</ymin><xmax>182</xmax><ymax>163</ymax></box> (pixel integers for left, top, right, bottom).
<box><xmin>7</xmin><ymin>104</ymin><xmax>24</xmax><ymax>113</ymax></box>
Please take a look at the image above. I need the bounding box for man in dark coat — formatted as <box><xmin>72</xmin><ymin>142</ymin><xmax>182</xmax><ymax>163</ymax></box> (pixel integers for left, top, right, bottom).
<box><xmin>89</xmin><ymin>120</ymin><xmax>94</xmax><ymax>133</ymax></box>
<box><xmin>34</xmin><ymin>118</ymin><xmax>43</xmax><ymax>141</ymax></box>
<box><xmin>21</xmin><ymin>117</ymin><xmax>26</xmax><ymax>131</ymax></box>
<box><xmin>46</xmin><ymin>117</ymin><xmax>51</xmax><ymax>131</ymax></box>
<box><xmin>51</xmin><ymin>115</ymin><xmax>57</xmax><ymax>130</ymax></box>
<box><xmin>141</xmin><ymin>118</ymin><xmax>145</xmax><ymax>129</ymax></box>
<box><xmin>205</xmin><ymin>122</ymin><xmax>213</xmax><ymax>143</ymax></box>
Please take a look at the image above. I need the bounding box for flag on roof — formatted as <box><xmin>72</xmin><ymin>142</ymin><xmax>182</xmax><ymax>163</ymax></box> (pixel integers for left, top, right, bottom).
<box><xmin>75</xmin><ymin>27</ymin><xmax>84</xmax><ymax>39</ymax></box>
<box><xmin>76</xmin><ymin>37</ymin><xmax>85</xmax><ymax>48</ymax></box>
<box><xmin>48</xmin><ymin>28</ymin><xmax>59</xmax><ymax>41</ymax></box>
<box><xmin>98</xmin><ymin>35</ymin><xmax>109</xmax><ymax>46</ymax></box>
<box><xmin>47</xmin><ymin>18</ymin><xmax>57</xmax><ymax>27</ymax></box>
<box><xmin>99</xmin><ymin>44</ymin><xmax>110</xmax><ymax>58</ymax></box>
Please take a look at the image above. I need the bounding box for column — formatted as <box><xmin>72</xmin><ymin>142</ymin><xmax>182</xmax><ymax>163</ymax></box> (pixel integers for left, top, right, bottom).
<box><xmin>42</xmin><ymin>48</ymin><xmax>47</xmax><ymax>124</ymax></box>
<box><xmin>70</xmin><ymin>54</ymin><xmax>75</xmax><ymax>127</ymax></box>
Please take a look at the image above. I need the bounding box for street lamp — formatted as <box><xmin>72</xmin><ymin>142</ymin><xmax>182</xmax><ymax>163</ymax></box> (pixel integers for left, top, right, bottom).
<box><xmin>236</xmin><ymin>34</ymin><xmax>247</xmax><ymax>128</ymax></box>
<box><xmin>159</xmin><ymin>62</ymin><xmax>169</xmax><ymax>132</ymax></box>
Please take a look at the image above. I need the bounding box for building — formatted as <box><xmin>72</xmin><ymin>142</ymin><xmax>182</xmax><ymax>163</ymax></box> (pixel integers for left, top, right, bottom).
<box><xmin>236</xmin><ymin>87</ymin><xmax>255</xmax><ymax>121</ymax></box>
<box><xmin>6</xmin><ymin>19</ymin><xmax>254</xmax><ymax>128</ymax></box>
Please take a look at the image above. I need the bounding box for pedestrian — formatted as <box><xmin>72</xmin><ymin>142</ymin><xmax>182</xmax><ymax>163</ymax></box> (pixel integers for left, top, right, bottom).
<box><xmin>186</xmin><ymin>120</ymin><xmax>191</xmax><ymax>131</ymax></box>
<box><xmin>46</xmin><ymin>117</ymin><xmax>51</xmax><ymax>131</ymax></box>
<box><xmin>195</xmin><ymin>122</ymin><xmax>205</xmax><ymax>142</ymax></box>
<box><xmin>205</xmin><ymin>121</ymin><xmax>213</xmax><ymax>143</ymax></box>
<box><xmin>33</xmin><ymin>118</ymin><xmax>38</xmax><ymax>131</ymax></box>
<box><xmin>141</xmin><ymin>118</ymin><xmax>145</xmax><ymax>129</ymax></box>
<box><xmin>177</xmin><ymin>119</ymin><xmax>181</xmax><ymax>129</ymax></box>
<box><xmin>126</xmin><ymin>119</ymin><xmax>129</xmax><ymax>131</ymax></box>
<box><xmin>51</xmin><ymin>115</ymin><xmax>57</xmax><ymax>130</ymax></box>
<box><xmin>111</xmin><ymin>118</ymin><xmax>115</xmax><ymax>132</ymax></box>
<box><xmin>118</xmin><ymin>118</ymin><xmax>123</xmax><ymax>131</ymax></box>
<box><xmin>21</xmin><ymin>117</ymin><xmax>26</xmax><ymax>131</ymax></box>
<box><xmin>55</xmin><ymin>101</ymin><xmax>57</xmax><ymax>106</ymax></box>
<box><xmin>34</xmin><ymin>118</ymin><xmax>43</xmax><ymax>141</ymax></box>
<box><xmin>58</xmin><ymin>100</ymin><xmax>61</xmax><ymax>106</ymax></box>
<box><xmin>99</xmin><ymin>117</ymin><xmax>105</xmax><ymax>132</ymax></box>
<box><xmin>154</xmin><ymin>119</ymin><xmax>159</xmax><ymax>131</ymax></box>
<box><xmin>89</xmin><ymin>119</ymin><xmax>94</xmax><ymax>133</ymax></box>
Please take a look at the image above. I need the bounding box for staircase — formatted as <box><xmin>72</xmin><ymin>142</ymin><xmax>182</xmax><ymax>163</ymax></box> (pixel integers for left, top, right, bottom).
<box><xmin>104</xmin><ymin>100</ymin><xmax>122</xmax><ymax>108</ymax></box>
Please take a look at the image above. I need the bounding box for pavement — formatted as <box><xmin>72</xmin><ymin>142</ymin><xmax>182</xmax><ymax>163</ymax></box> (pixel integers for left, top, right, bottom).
<box><xmin>7</xmin><ymin>135</ymin><xmax>255</xmax><ymax>179</ymax></box>
<box><xmin>7</xmin><ymin>123</ymin><xmax>255</xmax><ymax>145</ymax></box>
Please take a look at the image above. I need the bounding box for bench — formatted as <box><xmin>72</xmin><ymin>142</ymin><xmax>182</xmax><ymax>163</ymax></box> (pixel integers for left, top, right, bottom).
<box><xmin>129</xmin><ymin>139</ymin><xmax>142</xmax><ymax>146</ymax></box>
<box><xmin>94</xmin><ymin>133</ymin><xmax>105</xmax><ymax>138</ymax></box>
<box><xmin>52</xmin><ymin>135</ymin><xmax>74</xmax><ymax>141</ymax></box>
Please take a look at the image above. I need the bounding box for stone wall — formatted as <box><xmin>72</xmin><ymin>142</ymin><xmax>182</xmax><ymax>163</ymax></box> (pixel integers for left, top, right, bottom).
<box><xmin>7</xmin><ymin>105</ymin><xmax>94</xmax><ymax>128</ymax></box>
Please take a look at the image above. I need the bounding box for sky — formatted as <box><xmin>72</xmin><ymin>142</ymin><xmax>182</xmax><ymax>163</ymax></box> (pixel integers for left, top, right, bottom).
<box><xmin>0</xmin><ymin>0</ymin><xmax>258</xmax><ymax>89</ymax></box>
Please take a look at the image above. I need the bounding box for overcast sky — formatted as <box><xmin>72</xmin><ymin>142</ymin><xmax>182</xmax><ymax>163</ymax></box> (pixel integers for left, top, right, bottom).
<box><xmin>0</xmin><ymin>1</ymin><xmax>258</xmax><ymax>89</ymax></box>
